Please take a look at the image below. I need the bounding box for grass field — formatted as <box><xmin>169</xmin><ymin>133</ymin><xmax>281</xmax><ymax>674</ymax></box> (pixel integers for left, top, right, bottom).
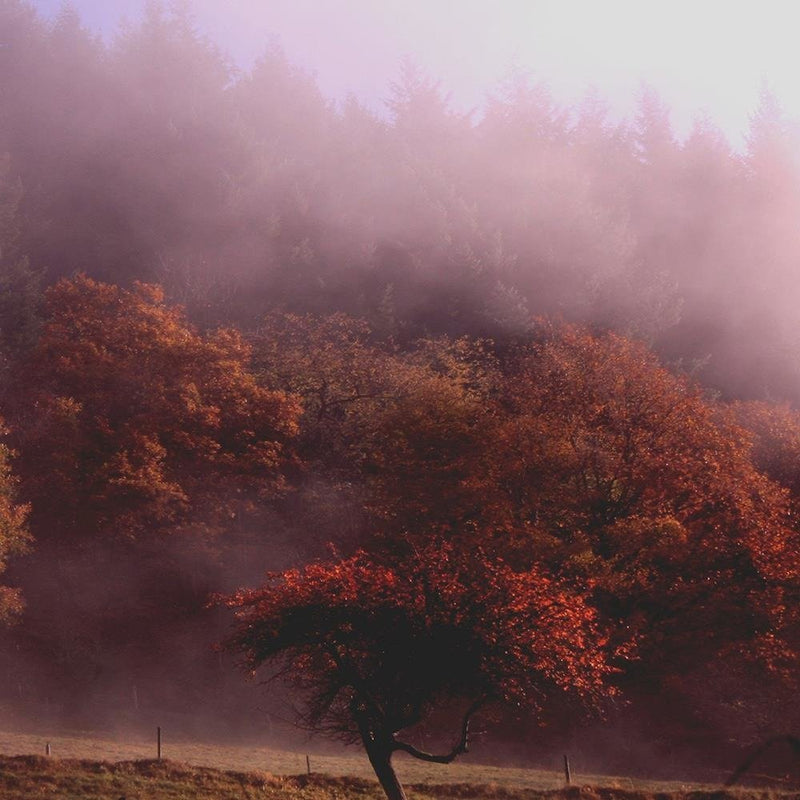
<box><xmin>0</xmin><ymin>727</ymin><xmax>711</xmax><ymax>792</ymax></box>
<box><xmin>0</xmin><ymin>729</ymin><xmax>794</xmax><ymax>800</ymax></box>
<box><xmin>0</xmin><ymin>754</ymin><xmax>794</xmax><ymax>800</ymax></box>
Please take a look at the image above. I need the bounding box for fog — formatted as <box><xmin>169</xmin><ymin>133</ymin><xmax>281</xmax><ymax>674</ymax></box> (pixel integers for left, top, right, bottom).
<box><xmin>1</xmin><ymin>0</ymin><xmax>800</xmax><ymax>782</ymax></box>
<box><xmin>30</xmin><ymin>1</ymin><xmax>800</xmax><ymax>144</ymax></box>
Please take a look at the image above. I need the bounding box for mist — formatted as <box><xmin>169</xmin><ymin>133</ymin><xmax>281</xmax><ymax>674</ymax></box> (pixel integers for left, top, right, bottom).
<box><xmin>1</xmin><ymin>0</ymin><xmax>800</xmax><ymax>784</ymax></box>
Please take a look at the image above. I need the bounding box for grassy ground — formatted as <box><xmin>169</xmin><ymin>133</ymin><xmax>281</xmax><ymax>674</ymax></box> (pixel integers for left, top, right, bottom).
<box><xmin>0</xmin><ymin>755</ymin><xmax>384</xmax><ymax>800</ymax></box>
<box><xmin>0</xmin><ymin>728</ymin><xmax>713</xmax><ymax>792</ymax></box>
<box><xmin>0</xmin><ymin>754</ymin><xmax>795</xmax><ymax>800</ymax></box>
<box><xmin>0</xmin><ymin>730</ymin><xmax>795</xmax><ymax>800</ymax></box>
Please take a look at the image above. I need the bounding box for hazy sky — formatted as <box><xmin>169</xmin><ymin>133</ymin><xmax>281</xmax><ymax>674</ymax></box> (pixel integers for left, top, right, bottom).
<box><xmin>30</xmin><ymin>0</ymin><xmax>800</xmax><ymax>144</ymax></box>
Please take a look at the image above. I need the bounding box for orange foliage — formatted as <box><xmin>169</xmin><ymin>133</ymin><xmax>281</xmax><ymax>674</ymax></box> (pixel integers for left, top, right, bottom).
<box><xmin>15</xmin><ymin>275</ymin><xmax>301</xmax><ymax>539</ymax></box>
<box><xmin>486</xmin><ymin>324</ymin><xmax>800</xmax><ymax>678</ymax></box>
<box><xmin>251</xmin><ymin>313</ymin><xmax>498</xmax><ymax>544</ymax></box>
<box><xmin>0</xmin><ymin>422</ymin><xmax>30</xmax><ymax>621</ymax></box>
<box><xmin>732</xmin><ymin>400</ymin><xmax>800</xmax><ymax>499</ymax></box>
<box><xmin>247</xmin><ymin>316</ymin><xmax>800</xmax><ymax>693</ymax></box>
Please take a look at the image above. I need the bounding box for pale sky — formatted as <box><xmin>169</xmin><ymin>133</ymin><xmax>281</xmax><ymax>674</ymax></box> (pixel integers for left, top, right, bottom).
<box><xmin>30</xmin><ymin>0</ymin><xmax>800</xmax><ymax>145</ymax></box>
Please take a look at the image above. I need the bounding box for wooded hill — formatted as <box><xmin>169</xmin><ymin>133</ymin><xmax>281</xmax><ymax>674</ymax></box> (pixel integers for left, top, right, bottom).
<box><xmin>1</xmin><ymin>0</ymin><xmax>800</xmax><ymax>780</ymax></box>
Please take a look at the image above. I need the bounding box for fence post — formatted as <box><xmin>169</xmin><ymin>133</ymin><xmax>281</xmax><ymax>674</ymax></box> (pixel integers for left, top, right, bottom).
<box><xmin>157</xmin><ymin>726</ymin><xmax>162</xmax><ymax>760</ymax></box>
<box><xmin>563</xmin><ymin>754</ymin><xmax>571</xmax><ymax>785</ymax></box>
<box><xmin>45</xmin><ymin>742</ymin><xmax>51</xmax><ymax>757</ymax></box>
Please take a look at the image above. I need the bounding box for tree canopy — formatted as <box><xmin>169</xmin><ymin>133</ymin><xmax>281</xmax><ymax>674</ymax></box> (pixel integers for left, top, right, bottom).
<box><xmin>223</xmin><ymin>540</ymin><xmax>615</xmax><ymax>800</ymax></box>
<box><xmin>0</xmin><ymin>423</ymin><xmax>30</xmax><ymax>622</ymax></box>
<box><xmin>13</xmin><ymin>275</ymin><xmax>301</xmax><ymax>542</ymax></box>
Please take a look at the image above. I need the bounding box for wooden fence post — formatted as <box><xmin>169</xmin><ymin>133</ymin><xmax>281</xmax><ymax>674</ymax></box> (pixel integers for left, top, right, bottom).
<box><xmin>563</xmin><ymin>754</ymin><xmax>571</xmax><ymax>785</ymax></box>
<box><xmin>157</xmin><ymin>726</ymin><xmax>162</xmax><ymax>760</ymax></box>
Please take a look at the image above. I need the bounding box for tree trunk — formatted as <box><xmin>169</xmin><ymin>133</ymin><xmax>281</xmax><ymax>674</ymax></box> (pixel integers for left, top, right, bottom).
<box><xmin>363</xmin><ymin>738</ymin><xmax>407</xmax><ymax>800</ymax></box>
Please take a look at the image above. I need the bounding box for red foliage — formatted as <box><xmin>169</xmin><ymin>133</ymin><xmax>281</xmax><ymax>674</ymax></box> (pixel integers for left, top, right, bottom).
<box><xmin>222</xmin><ymin>540</ymin><xmax>615</xmax><ymax>745</ymax></box>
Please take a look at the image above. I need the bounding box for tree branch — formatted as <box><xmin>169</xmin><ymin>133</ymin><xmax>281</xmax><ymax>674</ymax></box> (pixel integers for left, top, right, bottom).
<box><xmin>725</xmin><ymin>735</ymin><xmax>800</xmax><ymax>786</ymax></box>
<box><xmin>324</xmin><ymin>641</ymin><xmax>387</xmax><ymax>722</ymax></box>
<box><xmin>391</xmin><ymin>696</ymin><xmax>486</xmax><ymax>763</ymax></box>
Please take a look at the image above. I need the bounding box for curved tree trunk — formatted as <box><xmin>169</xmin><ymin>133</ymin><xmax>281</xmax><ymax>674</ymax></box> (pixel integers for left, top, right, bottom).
<box><xmin>363</xmin><ymin>737</ymin><xmax>407</xmax><ymax>800</ymax></box>
<box><xmin>353</xmin><ymin>695</ymin><xmax>483</xmax><ymax>800</ymax></box>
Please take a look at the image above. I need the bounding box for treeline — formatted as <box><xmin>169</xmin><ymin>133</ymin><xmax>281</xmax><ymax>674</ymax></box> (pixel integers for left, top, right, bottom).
<box><xmin>1</xmin><ymin>0</ymin><xmax>800</xmax><ymax>775</ymax></box>
<box><xmin>4</xmin><ymin>3</ymin><xmax>800</xmax><ymax>400</ymax></box>
<box><xmin>0</xmin><ymin>275</ymin><xmax>798</xmax><ymax>772</ymax></box>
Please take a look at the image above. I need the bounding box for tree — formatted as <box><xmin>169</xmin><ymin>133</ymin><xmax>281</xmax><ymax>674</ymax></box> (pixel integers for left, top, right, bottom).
<box><xmin>494</xmin><ymin>325</ymin><xmax>798</xmax><ymax>604</ymax></box>
<box><xmin>222</xmin><ymin>539</ymin><xmax>614</xmax><ymax>800</ymax></box>
<box><xmin>0</xmin><ymin>421</ymin><xmax>30</xmax><ymax>622</ymax></box>
<box><xmin>354</xmin><ymin>336</ymin><xmax>497</xmax><ymax>537</ymax></box>
<box><xmin>632</xmin><ymin>84</ymin><xmax>677</xmax><ymax>167</ymax></box>
<box><xmin>13</xmin><ymin>275</ymin><xmax>301</xmax><ymax>541</ymax></box>
<box><xmin>475</xmin><ymin>76</ymin><xmax>641</xmax><ymax>330</ymax></box>
<box><xmin>744</xmin><ymin>83</ymin><xmax>798</xmax><ymax>192</ymax></box>
<box><xmin>250</xmin><ymin>311</ymin><xmax>392</xmax><ymax>465</ymax></box>
<box><xmin>249</xmin><ymin>313</ymin><xmax>500</xmax><ymax>549</ymax></box>
<box><xmin>484</xmin><ymin>324</ymin><xmax>800</xmax><ymax>745</ymax></box>
<box><xmin>0</xmin><ymin>154</ymin><xmax>41</xmax><ymax>377</ymax></box>
<box><xmin>732</xmin><ymin>400</ymin><xmax>800</xmax><ymax>500</ymax></box>
<box><xmin>0</xmin><ymin>275</ymin><xmax>303</xmax><ymax>716</ymax></box>
<box><xmin>387</xmin><ymin>58</ymin><xmax>471</xmax><ymax>156</ymax></box>
<box><xmin>323</xmin><ymin>321</ymin><xmax>800</xmax><ymax>747</ymax></box>
<box><xmin>249</xmin><ymin>318</ymin><xmax>800</xmax><ymax>752</ymax></box>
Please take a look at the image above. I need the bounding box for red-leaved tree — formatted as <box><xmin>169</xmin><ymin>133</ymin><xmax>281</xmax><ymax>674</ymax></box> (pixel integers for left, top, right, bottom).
<box><xmin>221</xmin><ymin>540</ymin><xmax>616</xmax><ymax>800</ymax></box>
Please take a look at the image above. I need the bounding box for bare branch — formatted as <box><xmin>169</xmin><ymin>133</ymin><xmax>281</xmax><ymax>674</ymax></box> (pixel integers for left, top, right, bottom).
<box><xmin>725</xmin><ymin>735</ymin><xmax>800</xmax><ymax>786</ymax></box>
<box><xmin>391</xmin><ymin>696</ymin><xmax>486</xmax><ymax>763</ymax></box>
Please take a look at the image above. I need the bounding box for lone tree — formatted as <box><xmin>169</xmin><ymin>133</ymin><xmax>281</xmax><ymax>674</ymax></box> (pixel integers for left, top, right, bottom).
<box><xmin>221</xmin><ymin>540</ymin><xmax>616</xmax><ymax>800</ymax></box>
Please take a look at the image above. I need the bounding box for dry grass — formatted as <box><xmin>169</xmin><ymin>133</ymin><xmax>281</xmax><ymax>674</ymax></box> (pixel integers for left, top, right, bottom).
<box><xmin>0</xmin><ymin>755</ymin><xmax>795</xmax><ymax>800</ymax></box>
<box><xmin>0</xmin><ymin>754</ymin><xmax>386</xmax><ymax>800</ymax></box>
<box><xmin>0</xmin><ymin>730</ymin><xmax>796</xmax><ymax>800</ymax></box>
<box><xmin>0</xmin><ymin>728</ymin><xmax>712</xmax><ymax>792</ymax></box>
